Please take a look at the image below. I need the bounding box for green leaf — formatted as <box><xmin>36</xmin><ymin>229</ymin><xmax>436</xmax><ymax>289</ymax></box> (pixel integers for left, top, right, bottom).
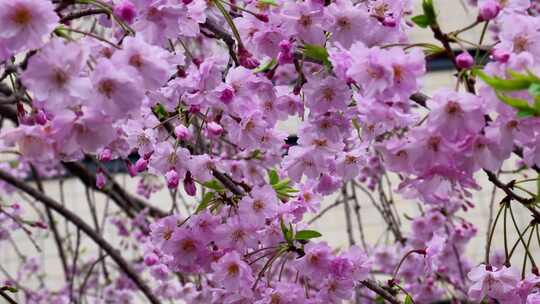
<box><xmin>475</xmin><ymin>69</ymin><xmax>531</xmax><ymax>91</ymax></box>
<box><xmin>303</xmin><ymin>44</ymin><xmax>330</xmax><ymax>65</ymax></box>
<box><xmin>404</xmin><ymin>295</ymin><xmax>414</xmax><ymax>304</ymax></box>
<box><xmin>253</xmin><ymin>59</ymin><xmax>277</xmax><ymax>73</ymax></box>
<box><xmin>153</xmin><ymin>104</ymin><xmax>168</xmax><ymax>120</ymax></box>
<box><xmin>203</xmin><ymin>179</ymin><xmax>225</xmax><ymax>192</ymax></box>
<box><xmin>422</xmin><ymin>0</ymin><xmax>436</xmax><ymax>24</ymax></box>
<box><xmin>258</xmin><ymin>0</ymin><xmax>278</xmax><ymax>6</ymax></box>
<box><xmin>294</xmin><ymin>230</ymin><xmax>322</xmax><ymax>240</ymax></box>
<box><xmin>195</xmin><ymin>192</ymin><xmax>215</xmax><ymax>213</ymax></box>
<box><xmin>496</xmin><ymin>92</ymin><xmax>540</xmax><ymax>117</ymax></box>
<box><xmin>280</xmin><ymin>218</ymin><xmax>293</xmax><ymax>246</ymax></box>
<box><xmin>529</xmin><ymin>83</ymin><xmax>540</xmax><ymax>97</ymax></box>
<box><xmin>411</xmin><ymin>14</ymin><xmax>430</xmax><ymax>28</ymax></box>
<box><xmin>268</xmin><ymin>169</ymin><xmax>279</xmax><ymax>185</ymax></box>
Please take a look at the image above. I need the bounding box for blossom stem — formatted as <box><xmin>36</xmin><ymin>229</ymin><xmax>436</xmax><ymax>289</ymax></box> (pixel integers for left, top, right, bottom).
<box><xmin>485</xmin><ymin>200</ymin><xmax>505</xmax><ymax>264</ymax></box>
<box><xmin>508</xmin><ymin>204</ymin><xmax>537</xmax><ymax>269</ymax></box>
<box><xmin>212</xmin><ymin>0</ymin><xmax>244</xmax><ymax>48</ymax></box>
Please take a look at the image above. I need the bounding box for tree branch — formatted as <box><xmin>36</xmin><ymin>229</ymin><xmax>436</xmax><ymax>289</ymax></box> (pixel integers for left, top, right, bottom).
<box><xmin>0</xmin><ymin>169</ymin><xmax>161</xmax><ymax>304</ymax></box>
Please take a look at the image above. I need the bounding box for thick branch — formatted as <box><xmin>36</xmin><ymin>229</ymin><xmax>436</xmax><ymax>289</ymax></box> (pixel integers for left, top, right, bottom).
<box><xmin>0</xmin><ymin>169</ymin><xmax>160</xmax><ymax>304</ymax></box>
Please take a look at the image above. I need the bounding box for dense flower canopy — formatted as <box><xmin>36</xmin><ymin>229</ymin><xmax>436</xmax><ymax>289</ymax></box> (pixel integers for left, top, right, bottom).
<box><xmin>1</xmin><ymin>0</ymin><xmax>540</xmax><ymax>303</ymax></box>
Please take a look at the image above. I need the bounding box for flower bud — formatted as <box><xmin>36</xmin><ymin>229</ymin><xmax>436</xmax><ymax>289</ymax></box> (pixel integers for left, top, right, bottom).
<box><xmin>478</xmin><ymin>0</ymin><xmax>500</xmax><ymax>21</ymax></box>
<box><xmin>490</xmin><ymin>49</ymin><xmax>510</xmax><ymax>63</ymax></box>
<box><xmin>255</xmin><ymin>13</ymin><xmax>269</xmax><ymax>22</ymax></box>
<box><xmin>165</xmin><ymin>169</ymin><xmax>179</xmax><ymax>189</ymax></box>
<box><xmin>456</xmin><ymin>51</ymin><xmax>474</xmax><ymax>69</ymax></box>
<box><xmin>183</xmin><ymin>171</ymin><xmax>196</xmax><ymax>196</ymax></box>
<box><xmin>135</xmin><ymin>158</ymin><xmax>148</xmax><ymax>172</ymax></box>
<box><xmin>238</xmin><ymin>47</ymin><xmax>260</xmax><ymax>69</ymax></box>
<box><xmin>219</xmin><ymin>87</ymin><xmax>235</xmax><ymax>104</ymax></box>
<box><xmin>34</xmin><ymin>110</ymin><xmax>47</xmax><ymax>125</ymax></box>
<box><xmin>96</xmin><ymin>170</ymin><xmax>106</xmax><ymax>189</ymax></box>
<box><xmin>113</xmin><ymin>0</ymin><xmax>137</xmax><ymax>24</ymax></box>
<box><xmin>174</xmin><ymin>125</ymin><xmax>192</xmax><ymax>140</ymax></box>
<box><xmin>206</xmin><ymin>122</ymin><xmax>223</xmax><ymax>138</ymax></box>
<box><xmin>125</xmin><ymin>160</ymin><xmax>138</xmax><ymax>177</ymax></box>
<box><xmin>277</xmin><ymin>39</ymin><xmax>294</xmax><ymax>65</ymax></box>
<box><xmin>144</xmin><ymin>253</ymin><xmax>159</xmax><ymax>266</ymax></box>
<box><xmin>382</xmin><ymin>16</ymin><xmax>397</xmax><ymax>27</ymax></box>
<box><xmin>99</xmin><ymin>148</ymin><xmax>113</xmax><ymax>162</ymax></box>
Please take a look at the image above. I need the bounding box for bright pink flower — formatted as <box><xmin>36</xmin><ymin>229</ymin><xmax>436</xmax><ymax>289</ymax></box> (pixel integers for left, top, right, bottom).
<box><xmin>239</xmin><ymin>185</ymin><xmax>279</xmax><ymax>223</ymax></box>
<box><xmin>295</xmin><ymin>242</ymin><xmax>332</xmax><ymax>277</ymax></box>
<box><xmin>212</xmin><ymin>251</ymin><xmax>253</xmax><ymax>294</ymax></box>
<box><xmin>90</xmin><ymin>58</ymin><xmax>144</xmax><ymax>120</ymax></box>
<box><xmin>303</xmin><ymin>76</ymin><xmax>351</xmax><ymax>114</ymax></box>
<box><xmin>281</xmin><ymin>1</ymin><xmax>326</xmax><ymax>44</ymax></box>
<box><xmin>114</xmin><ymin>0</ymin><xmax>138</xmax><ymax>24</ymax></box>
<box><xmin>21</xmin><ymin>39</ymin><xmax>91</xmax><ymax>113</ymax></box>
<box><xmin>468</xmin><ymin>265</ymin><xmax>520</xmax><ymax>301</ymax></box>
<box><xmin>112</xmin><ymin>36</ymin><xmax>177</xmax><ymax>90</ymax></box>
<box><xmin>0</xmin><ymin>0</ymin><xmax>58</xmax><ymax>52</ymax></box>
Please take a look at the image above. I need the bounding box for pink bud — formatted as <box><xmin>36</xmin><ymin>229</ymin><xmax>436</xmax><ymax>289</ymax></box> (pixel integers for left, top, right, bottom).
<box><xmin>490</xmin><ymin>49</ymin><xmax>510</xmax><ymax>63</ymax></box>
<box><xmin>165</xmin><ymin>169</ymin><xmax>179</xmax><ymax>189</ymax></box>
<box><xmin>219</xmin><ymin>87</ymin><xmax>235</xmax><ymax>104</ymax></box>
<box><xmin>113</xmin><ymin>0</ymin><xmax>137</xmax><ymax>24</ymax></box>
<box><xmin>99</xmin><ymin>148</ymin><xmax>113</xmax><ymax>162</ymax></box>
<box><xmin>183</xmin><ymin>171</ymin><xmax>196</xmax><ymax>196</ymax></box>
<box><xmin>144</xmin><ymin>253</ymin><xmax>159</xmax><ymax>266</ymax></box>
<box><xmin>189</xmin><ymin>105</ymin><xmax>201</xmax><ymax>114</ymax></box>
<box><xmin>96</xmin><ymin>170</ymin><xmax>106</xmax><ymax>189</ymax></box>
<box><xmin>382</xmin><ymin>16</ymin><xmax>397</xmax><ymax>27</ymax></box>
<box><xmin>278</xmin><ymin>39</ymin><xmax>294</xmax><ymax>65</ymax></box>
<box><xmin>238</xmin><ymin>47</ymin><xmax>260</xmax><ymax>69</ymax></box>
<box><xmin>174</xmin><ymin>125</ymin><xmax>192</xmax><ymax>140</ymax></box>
<box><xmin>478</xmin><ymin>0</ymin><xmax>500</xmax><ymax>21</ymax></box>
<box><xmin>205</xmin><ymin>122</ymin><xmax>223</xmax><ymax>138</ymax></box>
<box><xmin>34</xmin><ymin>110</ymin><xmax>47</xmax><ymax>125</ymax></box>
<box><xmin>135</xmin><ymin>158</ymin><xmax>148</xmax><ymax>172</ymax></box>
<box><xmin>456</xmin><ymin>51</ymin><xmax>474</xmax><ymax>69</ymax></box>
<box><xmin>125</xmin><ymin>160</ymin><xmax>137</xmax><ymax>177</ymax></box>
<box><xmin>255</xmin><ymin>13</ymin><xmax>269</xmax><ymax>22</ymax></box>
<box><xmin>33</xmin><ymin>220</ymin><xmax>48</xmax><ymax>229</ymax></box>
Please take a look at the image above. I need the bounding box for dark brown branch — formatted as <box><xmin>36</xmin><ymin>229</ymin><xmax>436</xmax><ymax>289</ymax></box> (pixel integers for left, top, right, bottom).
<box><xmin>0</xmin><ymin>169</ymin><xmax>160</xmax><ymax>304</ymax></box>
<box><xmin>484</xmin><ymin>170</ymin><xmax>540</xmax><ymax>220</ymax></box>
<box><xmin>60</xmin><ymin>8</ymin><xmax>109</xmax><ymax>23</ymax></box>
<box><xmin>0</xmin><ymin>289</ymin><xmax>17</xmax><ymax>304</ymax></box>
<box><xmin>361</xmin><ymin>280</ymin><xmax>401</xmax><ymax>304</ymax></box>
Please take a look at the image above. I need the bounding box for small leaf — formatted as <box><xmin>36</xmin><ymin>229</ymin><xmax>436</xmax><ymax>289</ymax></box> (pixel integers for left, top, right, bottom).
<box><xmin>303</xmin><ymin>44</ymin><xmax>330</xmax><ymax>65</ymax></box>
<box><xmin>203</xmin><ymin>179</ymin><xmax>225</xmax><ymax>192</ymax></box>
<box><xmin>295</xmin><ymin>230</ymin><xmax>322</xmax><ymax>240</ymax></box>
<box><xmin>195</xmin><ymin>192</ymin><xmax>215</xmax><ymax>213</ymax></box>
<box><xmin>153</xmin><ymin>104</ymin><xmax>168</xmax><ymax>120</ymax></box>
<box><xmin>529</xmin><ymin>83</ymin><xmax>540</xmax><ymax>97</ymax></box>
<box><xmin>404</xmin><ymin>295</ymin><xmax>414</xmax><ymax>304</ymax></box>
<box><xmin>280</xmin><ymin>218</ymin><xmax>293</xmax><ymax>245</ymax></box>
<box><xmin>496</xmin><ymin>92</ymin><xmax>540</xmax><ymax>117</ymax></box>
<box><xmin>411</xmin><ymin>14</ymin><xmax>430</xmax><ymax>28</ymax></box>
<box><xmin>253</xmin><ymin>59</ymin><xmax>277</xmax><ymax>73</ymax></box>
<box><xmin>268</xmin><ymin>169</ymin><xmax>279</xmax><ymax>185</ymax></box>
<box><xmin>475</xmin><ymin>69</ymin><xmax>531</xmax><ymax>91</ymax></box>
<box><xmin>258</xmin><ymin>0</ymin><xmax>278</xmax><ymax>6</ymax></box>
<box><xmin>422</xmin><ymin>0</ymin><xmax>437</xmax><ymax>24</ymax></box>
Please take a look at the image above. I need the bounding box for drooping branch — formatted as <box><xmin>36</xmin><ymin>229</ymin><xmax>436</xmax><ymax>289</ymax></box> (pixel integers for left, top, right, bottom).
<box><xmin>361</xmin><ymin>279</ymin><xmax>401</xmax><ymax>304</ymax></box>
<box><xmin>0</xmin><ymin>169</ymin><xmax>161</xmax><ymax>304</ymax></box>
